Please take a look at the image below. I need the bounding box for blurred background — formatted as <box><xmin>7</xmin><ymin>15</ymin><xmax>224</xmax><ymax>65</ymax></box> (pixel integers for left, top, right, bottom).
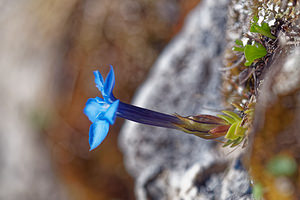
<box><xmin>0</xmin><ymin>0</ymin><xmax>201</xmax><ymax>199</ymax></box>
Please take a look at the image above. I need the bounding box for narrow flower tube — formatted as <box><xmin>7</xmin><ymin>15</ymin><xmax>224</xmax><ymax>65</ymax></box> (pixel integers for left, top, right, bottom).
<box><xmin>117</xmin><ymin>101</ymin><xmax>181</xmax><ymax>129</ymax></box>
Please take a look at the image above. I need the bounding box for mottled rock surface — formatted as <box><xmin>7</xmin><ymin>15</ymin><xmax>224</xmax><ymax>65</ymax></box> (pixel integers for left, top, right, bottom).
<box><xmin>119</xmin><ymin>0</ymin><xmax>252</xmax><ymax>199</ymax></box>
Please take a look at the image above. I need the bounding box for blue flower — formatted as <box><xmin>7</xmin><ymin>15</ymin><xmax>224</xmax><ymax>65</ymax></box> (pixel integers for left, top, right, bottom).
<box><xmin>84</xmin><ymin>66</ymin><xmax>229</xmax><ymax>151</ymax></box>
<box><xmin>84</xmin><ymin>66</ymin><xmax>119</xmax><ymax>151</ymax></box>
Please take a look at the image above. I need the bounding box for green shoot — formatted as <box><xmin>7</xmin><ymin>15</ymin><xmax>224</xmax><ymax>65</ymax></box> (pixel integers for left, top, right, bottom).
<box><xmin>233</xmin><ymin>39</ymin><xmax>267</xmax><ymax>66</ymax></box>
<box><xmin>217</xmin><ymin>113</ymin><xmax>236</xmax><ymax>124</ymax></box>
<box><xmin>222</xmin><ymin>111</ymin><xmax>242</xmax><ymax>122</ymax></box>
<box><xmin>218</xmin><ymin>111</ymin><xmax>246</xmax><ymax>147</ymax></box>
<box><xmin>244</xmin><ymin>42</ymin><xmax>267</xmax><ymax>66</ymax></box>
<box><xmin>232</xmin><ymin>39</ymin><xmax>245</xmax><ymax>52</ymax></box>
<box><xmin>250</xmin><ymin>16</ymin><xmax>276</xmax><ymax>39</ymax></box>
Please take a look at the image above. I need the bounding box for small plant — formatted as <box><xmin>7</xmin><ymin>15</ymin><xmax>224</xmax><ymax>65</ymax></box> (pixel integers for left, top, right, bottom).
<box><xmin>232</xmin><ymin>39</ymin><xmax>245</xmax><ymax>52</ymax></box>
<box><xmin>244</xmin><ymin>42</ymin><xmax>267</xmax><ymax>66</ymax></box>
<box><xmin>232</xmin><ymin>16</ymin><xmax>276</xmax><ymax>67</ymax></box>
<box><xmin>217</xmin><ymin>111</ymin><xmax>246</xmax><ymax>147</ymax></box>
<box><xmin>250</xmin><ymin>16</ymin><xmax>276</xmax><ymax>39</ymax></box>
<box><xmin>233</xmin><ymin>40</ymin><xmax>267</xmax><ymax>66</ymax></box>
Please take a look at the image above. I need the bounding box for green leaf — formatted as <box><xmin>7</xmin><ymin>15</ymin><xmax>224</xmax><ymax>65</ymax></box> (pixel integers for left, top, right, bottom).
<box><xmin>244</xmin><ymin>43</ymin><xmax>267</xmax><ymax>66</ymax></box>
<box><xmin>217</xmin><ymin>114</ymin><xmax>235</xmax><ymax>124</ymax></box>
<box><xmin>266</xmin><ymin>155</ymin><xmax>297</xmax><ymax>176</ymax></box>
<box><xmin>232</xmin><ymin>46</ymin><xmax>244</xmax><ymax>52</ymax></box>
<box><xmin>225</xmin><ymin>122</ymin><xmax>239</xmax><ymax>140</ymax></box>
<box><xmin>235</xmin><ymin>121</ymin><xmax>246</xmax><ymax>137</ymax></box>
<box><xmin>233</xmin><ymin>39</ymin><xmax>245</xmax><ymax>52</ymax></box>
<box><xmin>253</xmin><ymin>183</ymin><xmax>264</xmax><ymax>200</ymax></box>
<box><xmin>244</xmin><ymin>60</ymin><xmax>252</xmax><ymax>66</ymax></box>
<box><xmin>261</xmin><ymin>23</ymin><xmax>271</xmax><ymax>32</ymax></box>
<box><xmin>235</xmin><ymin>39</ymin><xmax>243</xmax><ymax>46</ymax></box>
<box><xmin>223</xmin><ymin>139</ymin><xmax>234</xmax><ymax>147</ymax></box>
<box><xmin>230</xmin><ymin>136</ymin><xmax>243</xmax><ymax>147</ymax></box>
<box><xmin>222</xmin><ymin>111</ymin><xmax>242</xmax><ymax>122</ymax></box>
<box><xmin>250</xmin><ymin>25</ymin><xmax>257</xmax><ymax>33</ymax></box>
<box><xmin>250</xmin><ymin>16</ymin><xmax>276</xmax><ymax>39</ymax></box>
<box><xmin>253</xmin><ymin>15</ymin><xmax>259</xmax><ymax>23</ymax></box>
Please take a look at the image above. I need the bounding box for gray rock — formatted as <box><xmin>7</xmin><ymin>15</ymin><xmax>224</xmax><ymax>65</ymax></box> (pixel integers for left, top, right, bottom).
<box><xmin>119</xmin><ymin>0</ymin><xmax>252</xmax><ymax>199</ymax></box>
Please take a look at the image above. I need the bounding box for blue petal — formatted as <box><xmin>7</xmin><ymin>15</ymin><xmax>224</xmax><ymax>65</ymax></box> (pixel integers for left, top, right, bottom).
<box><xmin>84</xmin><ymin>98</ymin><xmax>109</xmax><ymax>123</ymax></box>
<box><xmin>104</xmin><ymin>100</ymin><xmax>119</xmax><ymax>124</ymax></box>
<box><xmin>104</xmin><ymin>65</ymin><xmax>115</xmax><ymax>100</ymax></box>
<box><xmin>93</xmin><ymin>71</ymin><xmax>105</xmax><ymax>94</ymax></box>
<box><xmin>89</xmin><ymin>120</ymin><xmax>110</xmax><ymax>151</ymax></box>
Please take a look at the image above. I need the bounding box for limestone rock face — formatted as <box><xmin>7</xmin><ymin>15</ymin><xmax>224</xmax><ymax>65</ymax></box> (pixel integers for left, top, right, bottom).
<box><xmin>119</xmin><ymin>0</ymin><xmax>252</xmax><ymax>199</ymax></box>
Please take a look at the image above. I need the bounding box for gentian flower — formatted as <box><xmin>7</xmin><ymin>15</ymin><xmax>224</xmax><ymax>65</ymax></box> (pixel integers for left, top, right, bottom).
<box><xmin>84</xmin><ymin>66</ymin><xmax>119</xmax><ymax>150</ymax></box>
<box><xmin>84</xmin><ymin>66</ymin><xmax>233</xmax><ymax>150</ymax></box>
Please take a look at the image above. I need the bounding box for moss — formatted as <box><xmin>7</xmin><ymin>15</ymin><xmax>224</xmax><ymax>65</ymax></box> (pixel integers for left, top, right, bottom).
<box><xmin>223</xmin><ymin>0</ymin><xmax>300</xmax><ymax>199</ymax></box>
